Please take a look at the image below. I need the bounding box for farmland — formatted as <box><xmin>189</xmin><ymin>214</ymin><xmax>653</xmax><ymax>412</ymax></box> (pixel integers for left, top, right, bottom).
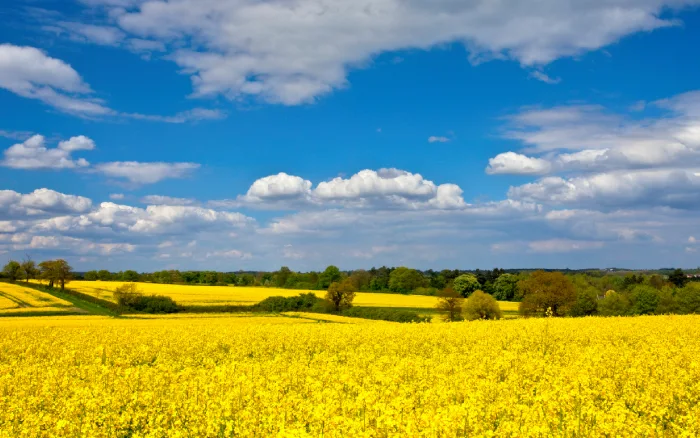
<box><xmin>0</xmin><ymin>313</ymin><xmax>698</xmax><ymax>436</ymax></box>
<box><xmin>64</xmin><ymin>280</ymin><xmax>519</xmax><ymax>315</ymax></box>
<box><xmin>0</xmin><ymin>282</ymin><xmax>82</xmax><ymax>316</ymax></box>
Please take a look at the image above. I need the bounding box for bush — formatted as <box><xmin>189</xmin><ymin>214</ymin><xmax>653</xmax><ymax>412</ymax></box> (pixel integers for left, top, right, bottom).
<box><xmin>463</xmin><ymin>290</ymin><xmax>502</xmax><ymax>321</ymax></box>
<box><xmin>114</xmin><ymin>283</ymin><xmax>179</xmax><ymax>313</ymax></box>
<box><xmin>413</xmin><ymin>287</ymin><xmax>438</xmax><ymax>296</ymax></box>
<box><xmin>256</xmin><ymin>293</ymin><xmax>327</xmax><ymax>313</ymax></box>
<box><xmin>341</xmin><ymin>307</ymin><xmax>429</xmax><ymax>323</ymax></box>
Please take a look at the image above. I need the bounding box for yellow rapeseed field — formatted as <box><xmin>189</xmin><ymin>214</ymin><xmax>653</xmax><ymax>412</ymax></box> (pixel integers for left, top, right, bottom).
<box><xmin>0</xmin><ymin>282</ymin><xmax>78</xmax><ymax>315</ymax></box>
<box><xmin>65</xmin><ymin>280</ymin><xmax>516</xmax><ymax>311</ymax></box>
<box><xmin>1</xmin><ymin>313</ymin><xmax>699</xmax><ymax>437</ymax></box>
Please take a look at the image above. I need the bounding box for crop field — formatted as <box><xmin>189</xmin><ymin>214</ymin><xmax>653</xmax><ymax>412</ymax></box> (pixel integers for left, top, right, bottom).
<box><xmin>64</xmin><ymin>281</ymin><xmax>518</xmax><ymax>313</ymax></box>
<box><xmin>0</xmin><ymin>282</ymin><xmax>81</xmax><ymax>316</ymax></box>
<box><xmin>1</xmin><ymin>313</ymin><xmax>699</xmax><ymax>436</ymax></box>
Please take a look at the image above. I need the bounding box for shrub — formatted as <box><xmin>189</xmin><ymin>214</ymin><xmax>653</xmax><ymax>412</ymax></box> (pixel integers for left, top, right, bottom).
<box><xmin>114</xmin><ymin>283</ymin><xmax>179</xmax><ymax>314</ymax></box>
<box><xmin>341</xmin><ymin>307</ymin><xmax>429</xmax><ymax>323</ymax></box>
<box><xmin>256</xmin><ymin>293</ymin><xmax>327</xmax><ymax>313</ymax></box>
<box><xmin>463</xmin><ymin>290</ymin><xmax>502</xmax><ymax>321</ymax></box>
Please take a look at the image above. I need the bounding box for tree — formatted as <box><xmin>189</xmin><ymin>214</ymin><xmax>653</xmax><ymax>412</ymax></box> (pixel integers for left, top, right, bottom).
<box><xmin>275</xmin><ymin>266</ymin><xmax>292</xmax><ymax>288</ymax></box>
<box><xmin>318</xmin><ymin>265</ymin><xmax>342</xmax><ymax>289</ymax></box>
<box><xmin>492</xmin><ymin>274</ymin><xmax>519</xmax><ymax>301</ymax></box>
<box><xmin>348</xmin><ymin>269</ymin><xmax>371</xmax><ymax>291</ymax></box>
<box><xmin>39</xmin><ymin>259</ymin><xmax>73</xmax><ymax>290</ymax></box>
<box><xmin>676</xmin><ymin>285</ymin><xmax>700</xmax><ymax>314</ymax></box>
<box><xmin>518</xmin><ymin>271</ymin><xmax>576</xmax><ymax>317</ymax></box>
<box><xmin>463</xmin><ymin>290</ymin><xmax>502</xmax><ymax>321</ymax></box>
<box><xmin>20</xmin><ymin>256</ymin><xmax>39</xmax><ymax>283</ymax></box>
<box><xmin>325</xmin><ymin>279</ymin><xmax>356</xmax><ymax>311</ymax></box>
<box><xmin>84</xmin><ymin>270</ymin><xmax>98</xmax><ymax>281</ymax></box>
<box><xmin>436</xmin><ymin>287</ymin><xmax>463</xmax><ymax>322</ymax></box>
<box><xmin>2</xmin><ymin>260</ymin><xmax>22</xmax><ymax>282</ymax></box>
<box><xmin>649</xmin><ymin>274</ymin><xmax>665</xmax><ymax>290</ymax></box>
<box><xmin>388</xmin><ymin>267</ymin><xmax>426</xmax><ymax>293</ymax></box>
<box><xmin>568</xmin><ymin>287</ymin><xmax>598</xmax><ymax>317</ymax></box>
<box><xmin>122</xmin><ymin>270</ymin><xmax>140</xmax><ymax>282</ymax></box>
<box><xmin>598</xmin><ymin>290</ymin><xmax>630</xmax><ymax>316</ymax></box>
<box><xmin>97</xmin><ymin>270</ymin><xmax>112</xmax><ymax>281</ymax></box>
<box><xmin>668</xmin><ymin>268</ymin><xmax>688</xmax><ymax>288</ymax></box>
<box><xmin>629</xmin><ymin>285</ymin><xmax>660</xmax><ymax>315</ymax></box>
<box><xmin>453</xmin><ymin>274</ymin><xmax>480</xmax><ymax>298</ymax></box>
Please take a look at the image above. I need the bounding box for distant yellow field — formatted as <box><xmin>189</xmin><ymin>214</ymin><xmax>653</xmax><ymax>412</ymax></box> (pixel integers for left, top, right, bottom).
<box><xmin>66</xmin><ymin>280</ymin><xmax>518</xmax><ymax>311</ymax></box>
<box><xmin>0</xmin><ymin>282</ymin><xmax>80</xmax><ymax>315</ymax></box>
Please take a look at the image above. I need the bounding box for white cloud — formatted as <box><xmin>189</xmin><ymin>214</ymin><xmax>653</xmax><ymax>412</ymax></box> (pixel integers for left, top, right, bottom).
<box><xmin>73</xmin><ymin>0</ymin><xmax>691</xmax><ymax>105</ymax></box>
<box><xmin>206</xmin><ymin>249</ymin><xmax>253</xmax><ymax>260</ymax></box>
<box><xmin>0</xmin><ymin>188</ymin><xmax>92</xmax><ymax>219</ymax></box>
<box><xmin>245</xmin><ymin>172</ymin><xmax>313</xmax><ymax>202</ymax></box>
<box><xmin>141</xmin><ymin>195</ymin><xmax>196</xmax><ymax>206</ymax></box>
<box><xmin>315</xmin><ymin>168</ymin><xmax>437</xmax><ymax>201</ymax></box>
<box><xmin>126</xmin><ymin>108</ymin><xmax>226</xmax><ymax>123</ymax></box>
<box><xmin>109</xmin><ymin>193</ymin><xmax>125</xmax><ymax>200</ymax></box>
<box><xmin>486</xmin><ymin>152</ymin><xmax>552</xmax><ymax>175</ymax></box>
<box><xmin>2</xmin><ymin>134</ymin><xmax>93</xmax><ymax>169</ymax></box>
<box><xmin>528</xmin><ymin>239</ymin><xmax>605</xmax><ymax>253</ymax></box>
<box><xmin>529</xmin><ymin>71</ymin><xmax>561</xmax><ymax>84</ymax></box>
<box><xmin>49</xmin><ymin>22</ymin><xmax>126</xmax><ymax>46</ymax></box>
<box><xmin>508</xmin><ymin>169</ymin><xmax>700</xmax><ymax>208</ymax></box>
<box><xmin>428</xmin><ymin>136</ymin><xmax>450</xmax><ymax>143</ymax></box>
<box><xmin>95</xmin><ymin>161</ymin><xmax>200</xmax><ymax>184</ymax></box>
<box><xmin>689</xmin><ymin>236</ymin><xmax>697</xmax><ymax>243</ymax></box>
<box><xmin>0</xmin><ymin>43</ymin><xmax>112</xmax><ymax>115</ymax></box>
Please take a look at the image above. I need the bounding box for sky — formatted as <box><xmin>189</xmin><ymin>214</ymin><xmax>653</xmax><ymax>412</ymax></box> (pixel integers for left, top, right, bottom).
<box><xmin>1</xmin><ymin>0</ymin><xmax>700</xmax><ymax>271</ymax></box>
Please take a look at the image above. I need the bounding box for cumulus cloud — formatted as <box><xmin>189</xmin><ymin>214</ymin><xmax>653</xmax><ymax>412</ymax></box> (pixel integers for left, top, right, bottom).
<box><xmin>95</xmin><ymin>161</ymin><xmax>200</xmax><ymax>184</ymax></box>
<box><xmin>0</xmin><ymin>188</ymin><xmax>92</xmax><ymax>219</ymax></box>
<box><xmin>245</xmin><ymin>173</ymin><xmax>313</xmax><ymax>202</ymax></box>
<box><xmin>70</xmin><ymin>0</ymin><xmax>692</xmax><ymax>105</ymax></box>
<box><xmin>2</xmin><ymin>134</ymin><xmax>94</xmax><ymax>169</ymax></box>
<box><xmin>486</xmin><ymin>152</ymin><xmax>552</xmax><ymax>175</ymax></box>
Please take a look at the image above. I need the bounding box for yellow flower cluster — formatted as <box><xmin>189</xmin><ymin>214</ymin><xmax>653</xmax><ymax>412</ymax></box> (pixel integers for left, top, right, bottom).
<box><xmin>68</xmin><ymin>281</ymin><xmax>445</xmax><ymax>308</ymax></box>
<box><xmin>1</xmin><ymin>314</ymin><xmax>699</xmax><ymax>437</ymax></box>
<box><xmin>0</xmin><ymin>282</ymin><xmax>75</xmax><ymax>314</ymax></box>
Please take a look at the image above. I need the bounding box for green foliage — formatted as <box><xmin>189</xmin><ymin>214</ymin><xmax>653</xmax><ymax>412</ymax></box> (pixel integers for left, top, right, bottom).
<box><xmin>20</xmin><ymin>258</ymin><xmax>38</xmax><ymax>282</ymax></box>
<box><xmin>436</xmin><ymin>287</ymin><xmax>464</xmax><ymax>322</ymax></box>
<box><xmin>2</xmin><ymin>260</ymin><xmax>22</xmax><ymax>282</ymax></box>
<box><xmin>597</xmin><ymin>291</ymin><xmax>630</xmax><ymax>316</ymax></box>
<box><xmin>326</xmin><ymin>279</ymin><xmax>357</xmax><ymax>311</ymax></box>
<box><xmin>568</xmin><ymin>288</ymin><xmax>598</xmax><ymax>317</ymax></box>
<box><xmin>39</xmin><ymin>259</ymin><xmax>73</xmax><ymax>289</ymax></box>
<box><xmin>463</xmin><ymin>290</ymin><xmax>502</xmax><ymax>321</ymax></box>
<box><xmin>114</xmin><ymin>283</ymin><xmax>179</xmax><ymax>313</ymax></box>
<box><xmin>492</xmin><ymin>274</ymin><xmax>519</xmax><ymax>301</ymax></box>
<box><xmin>655</xmin><ymin>287</ymin><xmax>679</xmax><ymax>314</ymax></box>
<box><xmin>668</xmin><ymin>268</ymin><xmax>688</xmax><ymax>288</ymax></box>
<box><xmin>256</xmin><ymin>293</ymin><xmax>327</xmax><ymax>313</ymax></box>
<box><xmin>629</xmin><ymin>285</ymin><xmax>660</xmax><ymax>315</ymax></box>
<box><xmin>341</xmin><ymin>307</ymin><xmax>429</xmax><ymax>323</ymax></box>
<box><xmin>676</xmin><ymin>284</ymin><xmax>700</xmax><ymax>314</ymax></box>
<box><xmin>518</xmin><ymin>271</ymin><xmax>576</xmax><ymax>317</ymax></box>
<box><xmin>318</xmin><ymin>265</ymin><xmax>342</xmax><ymax>289</ymax></box>
<box><xmin>388</xmin><ymin>267</ymin><xmax>427</xmax><ymax>293</ymax></box>
<box><xmin>453</xmin><ymin>274</ymin><xmax>480</xmax><ymax>298</ymax></box>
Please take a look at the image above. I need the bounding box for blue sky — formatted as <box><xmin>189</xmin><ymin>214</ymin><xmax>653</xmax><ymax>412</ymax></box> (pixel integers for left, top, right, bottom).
<box><xmin>1</xmin><ymin>0</ymin><xmax>700</xmax><ymax>271</ymax></box>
